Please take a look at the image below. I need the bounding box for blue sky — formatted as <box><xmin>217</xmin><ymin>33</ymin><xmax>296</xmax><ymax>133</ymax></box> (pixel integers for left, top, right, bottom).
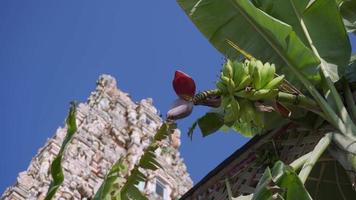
<box><xmin>0</xmin><ymin>0</ymin><xmax>355</xmax><ymax>194</ymax></box>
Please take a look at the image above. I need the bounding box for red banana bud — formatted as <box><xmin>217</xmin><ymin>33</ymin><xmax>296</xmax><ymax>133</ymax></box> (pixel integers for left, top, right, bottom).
<box><xmin>173</xmin><ymin>70</ymin><xmax>196</xmax><ymax>100</ymax></box>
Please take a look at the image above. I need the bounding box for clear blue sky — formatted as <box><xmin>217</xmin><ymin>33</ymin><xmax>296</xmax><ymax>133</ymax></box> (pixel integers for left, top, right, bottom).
<box><xmin>0</xmin><ymin>0</ymin><xmax>355</xmax><ymax>194</ymax></box>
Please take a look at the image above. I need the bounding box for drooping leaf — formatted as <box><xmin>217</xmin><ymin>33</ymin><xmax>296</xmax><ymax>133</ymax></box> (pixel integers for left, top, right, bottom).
<box><xmin>45</xmin><ymin>102</ymin><xmax>77</xmax><ymax>200</ymax></box>
<box><xmin>253</xmin><ymin>0</ymin><xmax>351</xmax><ymax>81</ymax></box>
<box><xmin>252</xmin><ymin>161</ymin><xmax>312</xmax><ymax>200</ymax></box>
<box><xmin>197</xmin><ymin>112</ymin><xmax>224</xmax><ymax>137</ymax></box>
<box><xmin>252</xmin><ymin>167</ymin><xmax>275</xmax><ymax>200</ymax></box>
<box><xmin>187</xmin><ymin>112</ymin><xmax>224</xmax><ymax>138</ymax></box>
<box><xmin>177</xmin><ymin>0</ymin><xmax>321</xmax><ymax>87</ymax></box>
<box><xmin>272</xmin><ymin>162</ymin><xmax>312</xmax><ymax>200</ymax></box>
<box><xmin>187</xmin><ymin>120</ymin><xmax>198</xmax><ymax>139</ymax></box>
<box><xmin>339</xmin><ymin>0</ymin><xmax>356</xmax><ymax>34</ymax></box>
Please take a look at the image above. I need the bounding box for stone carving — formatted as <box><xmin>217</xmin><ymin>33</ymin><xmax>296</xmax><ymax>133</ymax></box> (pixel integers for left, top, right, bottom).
<box><xmin>1</xmin><ymin>74</ymin><xmax>192</xmax><ymax>200</ymax></box>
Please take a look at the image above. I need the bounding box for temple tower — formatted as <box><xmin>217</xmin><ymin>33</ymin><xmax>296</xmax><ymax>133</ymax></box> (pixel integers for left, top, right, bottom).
<box><xmin>1</xmin><ymin>75</ymin><xmax>192</xmax><ymax>200</ymax></box>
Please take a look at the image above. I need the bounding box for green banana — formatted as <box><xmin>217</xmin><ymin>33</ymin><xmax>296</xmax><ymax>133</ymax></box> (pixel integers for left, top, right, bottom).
<box><xmin>264</xmin><ymin>75</ymin><xmax>285</xmax><ymax>90</ymax></box>
<box><xmin>249</xmin><ymin>89</ymin><xmax>279</xmax><ymax>100</ymax></box>
<box><xmin>235</xmin><ymin>75</ymin><xmax>251</xmax><ymax>91</ymax></box>
<box><xmin>220</xmin><ymin>74</ymin><xmax>230</xmax><ymax>85</ymax></box>
<box><xmin>260</xmin><ymin>62</ymin><xmax>272</xmax><ymax>89</ymax></box>
<box><xmin>227</xmin><ymin>78</ymin><xmax>236</xmax><ymax>94</ymax></box>
<box><xmin>265</xmin><ymin>63</ymin><xmax>276</xmax><ymax>86</ymax></box>
<box><xmin>247</xmin><ymin>59</ymin><xmax>256</xmax><ymax>75</ymax></box>
<box><xmin>252</xmin><ymin>60</ymin><xmax>264</xmax><ymax>90</ymax></box>
<box><xmin>222</xmin><ymin>60</ymin><xmax>234</xmax><ymax>78</ymax></box>
<box><xmin>221</xmin><ymin>95</ymin><xmax>232</xmax><ymax>108</ymax></box>
<box><xmin>224</xmin><ymin>100</ymin><xmax>240</xmax><ymax>125</ymax></box>
<box><xmin>235</xmin><ymin>89</ymin><xmax>254</xmax><ymax>99</ymax></box>
<box><xmin>232</xmin><ymin>61</ymin><xmax>246</xmax><ymax>87</ymax></box>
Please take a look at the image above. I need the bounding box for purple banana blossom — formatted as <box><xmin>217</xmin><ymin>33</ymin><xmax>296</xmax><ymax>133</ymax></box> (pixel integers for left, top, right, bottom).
<box><xmin>167</xmin><ymin>98</ymin><xmax>194</xmax><ymax>120</ymax></box>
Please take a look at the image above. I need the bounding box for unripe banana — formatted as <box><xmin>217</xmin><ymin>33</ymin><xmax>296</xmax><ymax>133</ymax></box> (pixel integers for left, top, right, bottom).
<box><xmin>249</xmin><ymin>89</ymin><xmax>279</xmax><ymax>100</ymax></box>
<box><xmin>247</xmin><ymin>59</ymin><xmax>256</xmax><ymax>75</ymax></box>
<box><xmin>235</xmin><ymin>75</ymin><xmax>251</xmax><ymax>91</ymax></box>
<box><xmin>232</xmin><ymin>62</ymin><xmax>246</xmax><ymax>86</ymax></box>
<box><xmin>265</xmin><ymin>63</ymin><xmax>276</xmax><ymax>86</ymax></box>
<box><xmin>264</xmin><ymin>75</ymin><xmax>285</xmax><ymax>90</ymax></box>
<box><xmin>220</xmin><ymin>74</ymin><xmax>230</xmax><ymax>85</ymax></box>
<box><xmin>227</xmin><ymin>78</ymin><xmax>236</xmax><ymax>94</ymax></box>
<box><xmin>222</xmin><ymin>60</ymin><xmax>234</xmax><ymax>78</ymax></box>
<box><xmin>221</xmin><ymin>95</ymin><xmax>232</xmax><ymax>108</ymax></box>
<box><xmin>235</xmin><ymin>89</ymin><xmax>254</xmax><ymax>99</ymax></box>
<box><xmin>260</xmin><ymin>62</ymin><xmax>271</xmax><ymax>88</ymax></box>
<box><xmin>224</xmin><ymin>100</ymin><xmax>240</xmax><ymax>125</ymax></box>
<box><xmin>252</xmin><ymin>63</ymin><xmax>262</xmax><ymax>90</ymax></box>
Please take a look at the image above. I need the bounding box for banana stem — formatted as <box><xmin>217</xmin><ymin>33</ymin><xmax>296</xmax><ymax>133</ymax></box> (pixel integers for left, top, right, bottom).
<box><xmin>298</xmin><ymin>133</ymin><xmax>332</xmax><ymax>183</ymax></box>
<box><xmin>277</xmin><ymin>92</ymin><xmax>328</xmax><ymax>120</ymax></box>
<box><xmin>290</xmin><ymin>152</ymin><xmax>312</xmax><ymax>171</ymax></box>
<box><xmin>344</xmin><ymin>80</ymin><xmax>356</xmax><ymax>123</ymax></box>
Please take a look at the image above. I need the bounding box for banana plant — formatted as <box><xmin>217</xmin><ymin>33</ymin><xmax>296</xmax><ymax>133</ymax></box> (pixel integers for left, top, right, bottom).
<box><xmin>174</xmin><ymin>0</ymin><xmax>356</xmax><ymax>198</ymax></box>
<box><xmin>44</xmin><ymin>102</ymin><xmax>77</xmax><ymax>200</ymax></box>
<box><xmin>93</xmin><ymin>122</ymin><xmax>175</xmax><ymax>200</ymax></box>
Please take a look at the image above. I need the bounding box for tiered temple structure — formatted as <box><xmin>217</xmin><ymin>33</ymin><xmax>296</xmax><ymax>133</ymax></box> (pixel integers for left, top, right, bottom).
<box><xmin>1</xmin><ymin>75</ymin><xmax>192</xmax><ymax>200</ymax></box>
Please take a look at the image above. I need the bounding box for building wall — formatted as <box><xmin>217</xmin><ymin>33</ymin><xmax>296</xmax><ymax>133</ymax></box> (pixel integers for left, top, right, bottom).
<box><xmin>1</xmin><ymin>74</ymin><xmax>192</xmax><ymax>200</ymax></box>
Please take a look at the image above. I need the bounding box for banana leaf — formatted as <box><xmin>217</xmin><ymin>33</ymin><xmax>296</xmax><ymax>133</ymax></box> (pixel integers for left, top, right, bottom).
<box><xmin>339</xmin><ymin>0</ymin><xmax>356</xmax><ymax>34</ymax></box>
<box><xmin>177</xmin><ymin>0</ymin><xmax>321</xmax><ymax>87</ymax></box>
<box><xmin>252</xmin><ymin>0</ymin><xmax>351</xmax><ymax>81</ymax></box>
<box><xmin>44</xmin><ymin>102</ymin><xmax>77</xmax><ymax>200</ymax></box>
<box><xmin>252</xmin><ymin>161</ymin><xmax>312</xmax><ymax>200</ymax></box>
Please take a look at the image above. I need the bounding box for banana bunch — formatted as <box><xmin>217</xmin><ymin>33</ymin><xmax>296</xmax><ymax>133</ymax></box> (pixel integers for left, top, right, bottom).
<box><xmin>217</xmin><ymin>60</ymin><xmax>251</xmax><ymax>125</ymax></box>
<box><xmin>216</xmin><ymin>59</ymin><xmax>284</xmax><ymax>136</ymax></box>
<box><xmin>232</xmin><ymin>99</ymin><xmax>264</xmax><ymax>137</ymax></box>
<box><xmin>235</xmin><ymin>60</ymin><xmax>285</xmax><ymax>100</ymax></box>
<box><xmin>217</xmin><ymin>59</ymin><xmax>284</xmax><ymax>100</ymax></box>
<box><xmin>217</xmin><ymin>59</ymin><xmax>251</xmax><ymax>95</ymax></box>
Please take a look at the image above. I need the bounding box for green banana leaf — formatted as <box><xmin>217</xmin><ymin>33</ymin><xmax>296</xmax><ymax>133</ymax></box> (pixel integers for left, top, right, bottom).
<box><xmin>253</xmin><ymin>0</ymin><xmax>351</xmax><ymax>81</ymax></box>
<box><xmin>177</xmin><ymin>0</ymin><xmax>321</xmax><ymax>87</ymax></box>
<box><xmin>44</xmin><ymin>102</ymin><xmax>77</xmax><ymax>200</ymax></box>
<box><xmin>339</xmin><ymin>0</ymin><xmax>356</xmax><ymax>34</ymax></box>
<box><xmin>93</xmin><ymin>158</ymin><xmax>127</xmax><ymax>200</ymax></box>
<box><xmin>345</xmin><ymin>54</ymin><xmax>356</xmax><ymax>83</ymax></box>
<box><xmin>252</xmin><ymin>161</ymin><xmax>312</xmax><ymax>200</ymax></box>
<box><xmin>94</xmin><ymin>123</ymin><xmax>173</xmax><ymax>200</ymax></box>
<box><xmin>187</xmin><ymin>112</ymin><xmax>224</xmax><ymax>138</ymax></box>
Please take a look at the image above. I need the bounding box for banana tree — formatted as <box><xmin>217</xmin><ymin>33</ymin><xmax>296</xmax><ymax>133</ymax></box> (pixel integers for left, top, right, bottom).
<box><xmin>172</xmin><ymin>0</ymin><xmax>356</xmax><ymax>199</ymax></box>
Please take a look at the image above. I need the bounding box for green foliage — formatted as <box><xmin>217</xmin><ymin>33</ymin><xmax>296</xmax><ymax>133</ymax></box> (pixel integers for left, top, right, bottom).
<box><xmin>232</xmin><ymin>100</ymin><xmax>264</xmax><ymax>137</ymax></box>
<box><xmin>253</xmin><ymin>0</ymin><xmax>351</xmax><ymax>81</ymax></box>
<box><xmin>188</xmin><ymin>112</ymin><xmax>224</xmax><ymax>138</ymax></box>
<box><xmin>339</xmin><ymin>0</ymin><xmax>356</xmax><ymax>34</ymax></box>
<box><xmin>178</xmin><ymin>0</ymin><xmax>356</xmax><ymax>197</ymax></box>
<box><xmin>218</xmin><ymin>59</ymin><xmax>284</xmax><ymax>136</ymax></box>
<box><xmin>94</xmin><ymin>158</ymin><xmax>128</xmax><ymax>200</ymax></box>
<box><xmin>253</xmin><ymin>161</ymin><xmax>312</xmax><ymax>200</ymax></box>
<box><xmin>45</xmin><ymin>102</ymin><xmax>77</xmax><ymax>200</ymax></box>
<box><xmin>345</xmin><ymin>54</ymin><xmax>356</xmax><ymax>83</ymax></box>
<box><xmin>177</xmin><ymin>0</ymin><xmax>321</xmax><ymax>87</ymax></box>
<box><xmin>93</xmin><ymin>122</ymin><xmax>174</xmax><ymax>200</ymax></box>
